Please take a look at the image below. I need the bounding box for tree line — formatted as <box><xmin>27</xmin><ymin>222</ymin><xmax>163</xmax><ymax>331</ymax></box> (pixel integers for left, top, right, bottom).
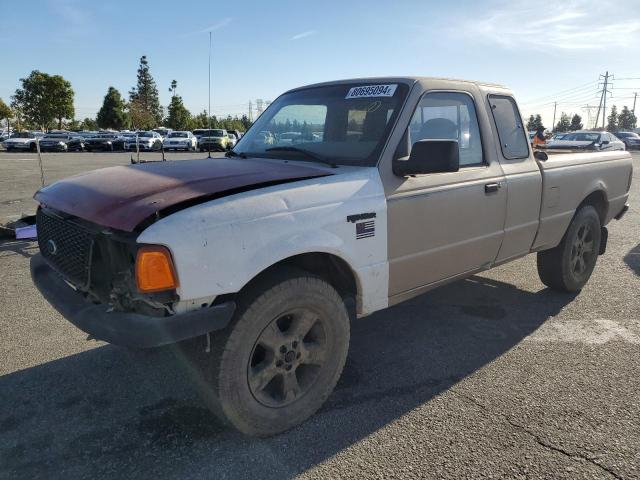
<box><xmin>526</xmin><ymin>106</ymin><xmax>637</xmax><ymax>134</ymax></box>
<box><xmin>0</xmin><ymin>55</ymin><xmax>252</xmax><ymax>133</ymax></box>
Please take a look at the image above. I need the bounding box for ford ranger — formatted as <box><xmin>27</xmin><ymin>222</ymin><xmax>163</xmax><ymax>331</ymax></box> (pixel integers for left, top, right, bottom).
<box><xmin>30</xmin><ymin>77</ymin><xmax>632</xmax><ymax>436</ymax></box>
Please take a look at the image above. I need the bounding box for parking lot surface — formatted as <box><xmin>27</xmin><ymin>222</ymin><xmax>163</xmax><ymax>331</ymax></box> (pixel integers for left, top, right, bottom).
<box><xmin>1</xmin><ymin>151</ymin><xmax>639</xmax><ymax>479</ymax></box>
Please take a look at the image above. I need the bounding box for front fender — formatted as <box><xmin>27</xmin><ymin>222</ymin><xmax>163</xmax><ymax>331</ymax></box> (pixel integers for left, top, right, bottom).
<box><xmin>137</xmin><ymin>167</ymin><xmax>389</xmax><ymax>316</ymax></box>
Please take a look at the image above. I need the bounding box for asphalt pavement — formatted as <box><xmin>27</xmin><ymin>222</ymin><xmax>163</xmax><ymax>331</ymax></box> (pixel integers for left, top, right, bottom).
<box><xmin>0</xmin><ymin>151</ymin><xmax>638</xmax><ymax>479</ymax></box>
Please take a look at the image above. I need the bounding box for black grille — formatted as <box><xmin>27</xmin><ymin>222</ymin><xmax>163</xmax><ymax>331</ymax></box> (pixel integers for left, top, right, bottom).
<box><xmin>37</xmin><ymin>209</ymin><xmax>96</xmax><ymax>288</ymax></box>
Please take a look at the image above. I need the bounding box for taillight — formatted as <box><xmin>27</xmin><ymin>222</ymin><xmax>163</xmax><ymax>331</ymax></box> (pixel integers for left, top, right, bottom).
<box><xmin>135</xmin><ymin>245</ymin><xmax>179</xmax><ymax>293</ymax></box>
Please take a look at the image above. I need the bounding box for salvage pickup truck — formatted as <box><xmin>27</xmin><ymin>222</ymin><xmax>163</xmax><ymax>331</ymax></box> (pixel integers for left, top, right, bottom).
<box><xmin>31</xmin><ymin>77</ymin><xmax>632</xmax><ymax>436</ymax></box>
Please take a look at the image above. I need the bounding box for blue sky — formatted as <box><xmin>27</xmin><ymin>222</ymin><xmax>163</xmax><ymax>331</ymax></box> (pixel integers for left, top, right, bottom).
<box><xmin>1</xmin><ymin>0</ymin><xmax>639</xmax><ymax>128</ymax></box>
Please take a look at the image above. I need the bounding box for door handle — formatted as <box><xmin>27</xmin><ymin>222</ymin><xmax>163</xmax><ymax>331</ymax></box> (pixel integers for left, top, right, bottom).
<box><xmin>485</xmin><ymin>182</ymin><xmax>501</xmax><ymax>193</ymax></box>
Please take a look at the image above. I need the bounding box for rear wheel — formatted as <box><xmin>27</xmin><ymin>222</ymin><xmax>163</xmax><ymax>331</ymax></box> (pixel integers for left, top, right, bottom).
<box><xmin>537</xmin><ymin>205</ymin><xmax>601</xmax><ymax>292</ymax></box>
<box><xmin>201</xmin><ymin>271</ymin><xmax>350</xmax><ymax>437</ymax></box>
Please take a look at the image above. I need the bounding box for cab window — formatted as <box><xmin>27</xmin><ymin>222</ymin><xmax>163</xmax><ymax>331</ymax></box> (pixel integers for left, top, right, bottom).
<box><xmin>409</xmin><ymin>92</ymin><xmax>483</xmax><ymax>167</ymax></box>
<box><xmin>488</xmin><ymin>95</ymin><xmax>529</xmax><ymax>159</ymax></box>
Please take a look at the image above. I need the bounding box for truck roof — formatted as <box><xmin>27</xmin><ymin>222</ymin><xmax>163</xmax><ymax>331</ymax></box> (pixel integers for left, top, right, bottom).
<box><xmin>287</xmin><ymin>76</ymin><xmax>507</xmax><ymax>93</ymax></box>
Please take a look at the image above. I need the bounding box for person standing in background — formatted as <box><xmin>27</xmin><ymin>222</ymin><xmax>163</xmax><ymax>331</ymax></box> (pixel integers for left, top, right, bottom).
<box><xmin>532</xmin><ymin>126</ymin><xmax>546</xmax><ymax>148</ymax></box>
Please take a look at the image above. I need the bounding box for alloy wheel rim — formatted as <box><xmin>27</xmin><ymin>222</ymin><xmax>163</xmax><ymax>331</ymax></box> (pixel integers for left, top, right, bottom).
<box><xmin>247</xmin><ymin>308</ymin><xmax>328</xmax><ymax>408</ymax></box>
<box><xmin>570</xmin><ymin>223</ymin><xmax>594</xmax><ymax>277</ymax></box>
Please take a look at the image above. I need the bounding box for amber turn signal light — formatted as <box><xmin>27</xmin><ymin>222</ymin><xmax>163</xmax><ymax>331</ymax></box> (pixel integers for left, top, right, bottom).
<box><xmin>135</xmin><ymin>245</ymin><xmax>179</xmax><ymax>293</ymax></box>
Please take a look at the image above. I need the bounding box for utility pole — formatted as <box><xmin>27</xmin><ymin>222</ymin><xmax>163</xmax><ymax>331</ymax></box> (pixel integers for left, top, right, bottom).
<box><xmin>600</xmin><ymin>71</ymin><xmax>612</xmax><ymax>129</ymax></box>
<box><xmin>582</xmin><ymin>104</ymin><xmax>595</xmax><ymax>129</ymax></box>
<box><xmin>594</xmin><ymin>71</ymin><xmax>612</xmax><ymax>129</ymax></box>
<box><xmin>602</xmin><ymin>71</ymin><xmax>608</xmax><ymax>129</ymax></box>
<box><xmin>552</xmin><ymin>102</ymin><xmax>557</xmax><ymax>131</ymax></box>
<box><xmin>207</xmin><ymin>31</ymin><xmax>212</xmax><ymax>159</ymax></box>
<box><xmin>249</xmin><ymin>101</ymin><xmax>253</xmax><ymax>122</ymax></box>
<box><xmin>595</xmin><ymin>89</ymin><xmax>604</xmax><ymax>129</ymax></box>
<box><xmin>633</xmin><ymin>92</ymin><xmax>637</xmax><ymax>115</ymax></box>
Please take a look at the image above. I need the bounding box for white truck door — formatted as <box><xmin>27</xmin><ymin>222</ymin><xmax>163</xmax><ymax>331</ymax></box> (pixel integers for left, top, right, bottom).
<box><xmin>386</xmin><ymin>91</ymin><xmax>507</xmax><ymax>299</ymax></box>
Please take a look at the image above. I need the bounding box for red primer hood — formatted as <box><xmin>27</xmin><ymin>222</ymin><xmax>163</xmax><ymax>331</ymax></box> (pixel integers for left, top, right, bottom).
<box><xmin>34</xmin><ymin>158</ymin><xmax>331</xmax><ymax>232</ymax></box>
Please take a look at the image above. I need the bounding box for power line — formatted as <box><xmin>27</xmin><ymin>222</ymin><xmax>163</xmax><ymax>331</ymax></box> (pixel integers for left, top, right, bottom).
<box><xmin>519</xmin><ymin>80</ymin><xmax>599</xmax><ymax>104</ymax></box>
<box><xmin>520</xmin><ymin>85</ymin><xmax>600</xmax><ymax>110</ymax></box>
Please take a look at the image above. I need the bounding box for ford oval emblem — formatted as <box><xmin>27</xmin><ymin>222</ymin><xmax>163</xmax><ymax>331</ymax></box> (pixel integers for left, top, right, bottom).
<box><xmin>47</xmin><ymin>239</ymin><xmax>58</xmax><ymax>256</ymax></box>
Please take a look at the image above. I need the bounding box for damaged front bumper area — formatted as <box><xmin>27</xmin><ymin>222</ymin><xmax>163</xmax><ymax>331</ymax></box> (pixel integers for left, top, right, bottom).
<box><xmin>31</xmin><ymin>254</ymin><xmax>235</xmax><ymax>348</ymax></box>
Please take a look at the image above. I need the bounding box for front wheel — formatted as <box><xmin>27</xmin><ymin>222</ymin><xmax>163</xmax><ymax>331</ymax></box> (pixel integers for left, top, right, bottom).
<box><xmin>203</xmin><ymin>271</ymin><xmax>350</xmax><ymax>437</ymax></box>
<box><xmin>537</xmin><ymin>205</ymin><xmax>601</xmax><ymax>292</ymax></box>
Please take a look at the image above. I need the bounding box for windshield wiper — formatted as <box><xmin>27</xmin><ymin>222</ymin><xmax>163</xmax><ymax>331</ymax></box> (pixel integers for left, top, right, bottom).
<box><xmin>225</xmin><ymin>150</ymin><xmax>247</xmax><ymax>158</ymax></box>
<box><xmin>265</xmin><ymin>146</ymin><xmax>337</xmax><ymax>168</ymax></box>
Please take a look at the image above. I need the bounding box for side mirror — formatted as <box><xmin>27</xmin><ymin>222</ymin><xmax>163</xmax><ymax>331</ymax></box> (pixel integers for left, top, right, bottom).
<box><xmin>393</xmin><ymin>140</ymin><xmax>459</xmax><ymax>176</ymax></box>
<box><xmin>534</xmin><ymin>151</ymin><xmax>548</xmax><ymax>161</ymax></box>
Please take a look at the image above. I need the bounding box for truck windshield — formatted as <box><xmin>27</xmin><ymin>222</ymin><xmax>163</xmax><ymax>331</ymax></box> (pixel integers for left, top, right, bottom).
<box><xmin>234</xmin><ymin>82</ymin><xmax>409</xmax><ymax>167</ymax></box>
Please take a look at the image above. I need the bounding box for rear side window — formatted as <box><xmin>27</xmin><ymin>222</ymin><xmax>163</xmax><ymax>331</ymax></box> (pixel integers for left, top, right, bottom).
<box><xmin>489</xmin><ymin>95</ymin><xmax>529</xmax><ymax>159</ymax></box>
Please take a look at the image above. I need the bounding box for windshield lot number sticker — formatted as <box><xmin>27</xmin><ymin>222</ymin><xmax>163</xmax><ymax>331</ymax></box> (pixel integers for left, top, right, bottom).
<box><xmin>346</xmin><ymin>84</ymin><xmax>397</xmax><ymax>99</ymax></box>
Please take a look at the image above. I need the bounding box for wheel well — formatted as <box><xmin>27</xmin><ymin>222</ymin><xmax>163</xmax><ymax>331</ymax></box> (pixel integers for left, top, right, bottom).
<box><xmin>241</xmin><ymin>253</ymin><xmax>359</xmax><ymax>303</ymax></box>
<box><xmin>579</xmin><ymin>190</ymin><xmax>608</xmax><ymax>224</ymax></box>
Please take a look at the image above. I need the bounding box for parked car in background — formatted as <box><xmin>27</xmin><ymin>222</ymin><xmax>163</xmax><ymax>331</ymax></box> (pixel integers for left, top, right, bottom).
<box><xmin>124</xmin><ymin>131</ymin><xmax>163</xmax><ymax>151</ymax></box>
<box><xmin>613</xmin><ymin>131</ymin><xmax>640</xmax><ymax>150</ymax></box>
<box><xmin>39</xmin><ymin>133</ymin><xmax>85</xmax><ymax>152</ymax></box>
<box><xmin>84</xmin><ymin>133</ymin><xmax>120</xmax><ymax>151</ymax></box>
<box><xmin>2</xmin><ymin>131</ymin><xmax>43</xmax><ymax>152</ymax></box>
<box><xmin>277</xmin><ymin>132</ymin><xmax>303</xmax><ymax>145</ymax></box>
<box><xmin>0</xmin><ymin>129</ymin><xmax>14</xmax><ymax>142</ymax></box>
<box><xmin>192</xmin><ymin>129</ymin><xmax>208</xmax><ymax>141</ymax></box>
<box><xmin>153</xmin><ymin>127</ymin><xmax>173</xmax><ymax>139</ymax></box>
<box><xmin>226</xmin><ymin>132</ymin><xmax>238</xmax><ymax>148</ymax></box>
<box><xmin>547</xmin><ymin>131</ymin><xmax>625</xmax><ymax>151</ymax></box>
<box><xmin>257</xmin><ymin>130</ymin><xmax>275</xmax><ymax>145</ymax></box>
<box><xmin>198</xmin><ymin>129</ymin><xmax>231</xmax><ymax>151</ymax></box>
<box><xmin>112</xmin><ymin>132</ymin><xmax>138</xmax><ymax>151</ymax></box>
<box><xmin>165</xmin><ymin>131</ymin><xmax>197</xmax><ymax>151</ymax></box>
<box><xmin>227</xmin><ymin>129</ymin><xmax>243</xmax><ymax>141</ymax></box>
<box><xmin>77</xmin><ymin>131</ymin><xmax>98</xmax><ymax>140</ymax></box>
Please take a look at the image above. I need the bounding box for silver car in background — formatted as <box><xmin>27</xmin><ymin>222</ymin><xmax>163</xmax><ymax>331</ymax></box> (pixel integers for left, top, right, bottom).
<box><xmin>164</xmin><ymin>131</ymin><xmax>197</xmax><ymax>151</ymax></box>
<box><xmin>124</xmin><ymin>131</ymin><xmax>163</xmax><ymax>151</ymax></box>
<box><xmin>2</xmin><ymin>131</ymin><xmax>44</xmax><ymax>152</ymax></box>
<box><xmin>547</xmin><ymin>131</ymin><xmax>626</xmax><ymax>151</ymax></box>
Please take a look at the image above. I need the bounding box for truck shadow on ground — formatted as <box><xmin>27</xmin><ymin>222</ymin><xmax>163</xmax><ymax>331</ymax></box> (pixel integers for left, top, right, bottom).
<box><xmin>623</xmin><ymin>243</ymin><xmax>640</xmax><ymax>275</ymax></box>
<box><xmin>0</xmin><ymin>239</ymin><xmax>38</xmax><ymax>259</ymax></box>
<box><xmin>0</xmin><ymin>275</ymin><xmax>576</xmax><ymax>479</ymax></box>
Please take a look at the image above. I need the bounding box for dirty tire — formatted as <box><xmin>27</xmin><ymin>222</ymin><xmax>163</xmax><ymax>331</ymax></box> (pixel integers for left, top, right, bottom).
<box><xmin>537</xmin><ymin>205</ymin><xmax>601</xmax><ymax>292</ymax></box>
<box><xmin>203</xmin><ymin>270</ymin><xmax>350</xmax><ymax>437</ymax></box>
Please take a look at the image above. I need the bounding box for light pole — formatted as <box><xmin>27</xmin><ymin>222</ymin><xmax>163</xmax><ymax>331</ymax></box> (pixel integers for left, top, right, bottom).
<box><xmin>208</xmin><ymin>31</ymin><xmax>212</xmax><ymax>159</ymax></box>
